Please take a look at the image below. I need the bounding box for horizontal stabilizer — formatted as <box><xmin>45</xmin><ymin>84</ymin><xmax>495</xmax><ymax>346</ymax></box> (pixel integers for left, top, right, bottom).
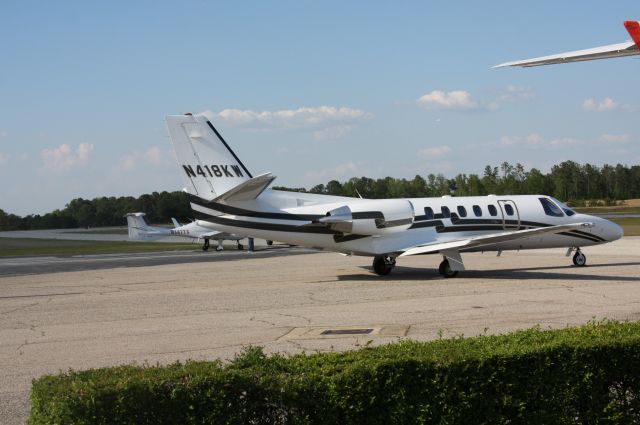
<box><xmin>399</xmin><ymin>222</ymin><xmax>593</xmax><ymax>257</ymax></box>
<box><xmin>214</xmin><ymin>172</ymin><xmax>276</xmax><ymax>203</ymax></box>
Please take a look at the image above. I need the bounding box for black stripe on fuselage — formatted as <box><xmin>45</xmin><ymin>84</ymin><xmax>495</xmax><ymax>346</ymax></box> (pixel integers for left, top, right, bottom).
<box><xmin>572</xmin><ymin>229</ymin><xmax>605</xmax><ymax>242</ymax></box>
<box><xmin>200</xmin><ymin>212</ymin><xmax>338</xmax><ymax>234</ymax></box>
<box><xmin>192</xmin><ymin>198</ymin><xmax>604</xmax><ymax>244</ymax></box>
<box><xmin>205</xmin><ymin>121</ymin><xmax>253</xmax><ymax>178</ymax></box>
<box><xmin>190</xmin><ymin>195</ymin><xmax>323</xmax><ymax>221</ymax></box>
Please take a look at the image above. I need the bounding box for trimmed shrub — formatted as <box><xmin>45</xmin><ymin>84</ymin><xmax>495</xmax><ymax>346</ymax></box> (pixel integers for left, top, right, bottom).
<box><xmin>30</xmin><ymin>321</ymin><xmax>640</xmax><ymax>424</ymax></box>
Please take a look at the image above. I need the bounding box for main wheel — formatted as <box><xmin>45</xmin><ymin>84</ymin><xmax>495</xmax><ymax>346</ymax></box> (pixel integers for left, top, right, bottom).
<box><xmin>438</xmin><ymin>259</ymin><xmax>458</xmax><ymax>278</ymax></box>
<box><xmin>266</xmin><ymin>240</ymin><xmax>273</xmax><ymax>246</ymax></box>
<box><xmin>372</xmin><ymin>255</ymin><xmax>394</xmax><ymax>276</ymax></box>
<box><xmin>202</xmin><ymin>239</ymin><xmax>210</xmax><ymax>251</ymax></box>
<box><xmin>237</xmin><ymin>243</ymin><xmax>244</xmax><ymax>250</ymax></box>
<box><xmin>573</xmin><ymin>250</ymin><xmax>587</xmax><ymax>267</ymax></box>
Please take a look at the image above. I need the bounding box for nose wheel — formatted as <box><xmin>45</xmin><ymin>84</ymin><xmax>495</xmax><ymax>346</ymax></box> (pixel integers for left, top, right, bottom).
<box><xmin>372</xmin><ymin>255</ymin><xmax>395</xmax><ymax>276</ymax></box>
<box><xmin>572</xmin><ymin>249</ymin><xmax>587</xmax><ymax>267</ymax></box>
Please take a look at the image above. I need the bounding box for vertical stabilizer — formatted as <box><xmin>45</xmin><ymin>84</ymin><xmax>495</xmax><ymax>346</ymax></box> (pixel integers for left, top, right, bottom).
<box><xmin>126</xmin><ymin>212</ymin><xmax>150</xmax><ymax>240</ymax></box>
<box><xmin>166</xmin><ymin>113</ymin><xmax>253</xmax><ymax>201</ymax></box>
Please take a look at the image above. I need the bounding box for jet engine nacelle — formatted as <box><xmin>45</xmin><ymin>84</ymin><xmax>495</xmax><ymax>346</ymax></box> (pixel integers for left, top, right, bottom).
<box><xmin>319</xmin><ymin>199</ymin><xmax>415</xmax><ymax>235</ymax></box>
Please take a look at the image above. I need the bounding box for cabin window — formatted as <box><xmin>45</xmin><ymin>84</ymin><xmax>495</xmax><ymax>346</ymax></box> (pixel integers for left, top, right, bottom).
<box><xmin>457</xmin><ymin>206</ymin><xmax>467</xmax><ymax>217</ymax></box>
<box><xmin>488</xmin><ymin>205</ymin><xmax>498</xmax><ymax>216</ymax></box>
<box><xmin>473</xmin><ymin>205</ymin><xmax>482</xmax><ymax>217</ymax></box>
<box><xmin>424</xmin><ymin>207</ymin><xmax>434</xmax><ymax>220</ymax></box>
<box><xmin>441</xmin><ymin>206</ymin><xmax>451</xmax><ymax>218</ymax></box>
<box><xmin>504</xmin><ymin>204</ymin><xmax>515</xmax><ymax>216</ymax></box>
<box><xmin>539</xmin><ymin>198</ymin><xmax>564</xmax><ymax>217</ymax></box>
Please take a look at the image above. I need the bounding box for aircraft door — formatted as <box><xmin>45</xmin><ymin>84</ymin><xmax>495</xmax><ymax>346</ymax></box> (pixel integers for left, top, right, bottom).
<box><xmin>497</xmin><ymin>200</ymin><xmax>520</xmax><ymax>230</ymax></box>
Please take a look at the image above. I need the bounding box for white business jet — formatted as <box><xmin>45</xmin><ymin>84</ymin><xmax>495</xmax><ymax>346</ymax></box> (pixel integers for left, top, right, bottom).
<box><xmin>165</xmin><ymin>113</ymin><xmax>623</xmax><ymax>277</ymax></box>
<box><xmin>125</xmin><ymin>212</ymin><xmax>246</xmax><ymax>251</ymax></box>
<box><xmin>495</xmin><ymin>20</ymin><xmax>640</xmax><ymax>67</ymax></box>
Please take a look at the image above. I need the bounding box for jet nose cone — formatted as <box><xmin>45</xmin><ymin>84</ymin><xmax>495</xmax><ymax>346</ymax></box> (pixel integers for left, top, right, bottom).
<box><xmin>609</xmin><ymin>221</ymin><xmax>624</xmax><ymax>241</ymax></box>
<box><xmin>595</xmin><ymin>218</ymin><xmax>624</xmax><ymax>242</ymax></box>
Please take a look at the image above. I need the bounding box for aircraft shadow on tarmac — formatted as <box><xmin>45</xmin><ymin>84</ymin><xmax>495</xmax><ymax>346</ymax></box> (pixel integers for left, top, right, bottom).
<box><xmin>345</xmin><ymin>261</ymin><xmax>640</xmax><ymax>282</ymax></box>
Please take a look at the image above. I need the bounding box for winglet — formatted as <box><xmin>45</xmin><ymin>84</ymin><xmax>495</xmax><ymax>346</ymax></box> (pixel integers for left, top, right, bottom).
<box><xmin>624</xmin><ymin>21</ymin><xmax>640</xmax><ymax>49</ymax></box>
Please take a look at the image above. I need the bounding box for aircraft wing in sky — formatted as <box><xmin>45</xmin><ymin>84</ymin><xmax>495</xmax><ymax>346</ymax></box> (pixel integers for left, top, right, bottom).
<box><xmin>494</xmin><ymin>21</ymin><xmax>640</xmax><ymax>68</ymax></box>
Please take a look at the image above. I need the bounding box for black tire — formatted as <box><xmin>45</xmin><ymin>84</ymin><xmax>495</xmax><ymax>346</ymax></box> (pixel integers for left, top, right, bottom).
<box><xmin>372</xmin><ymin>256</ymin><xmax>393</xmax><ymax>276</ymax></box>
<box><xmin>266</xmin><ymin>240</ymin><xmax>273</xmax><ymax>246</ymax></box>
<box><xmin>237</xmin><ymin>244</ymin><xmax>244</xmax><ymax>250</ymax></box>
<box><xmin>573</xmin><ymin>251</ymin><xmax>587</xmax><ymax>267</ymax></box>
<box><xmin>439</xmin><ymin>259</ymin><xmax>458</xmax><ymax>278</ymax></box>
<box><xmin>202</xmin><ymin>240</ymin><xmax>210</xmax><ymax>251</ymax></box>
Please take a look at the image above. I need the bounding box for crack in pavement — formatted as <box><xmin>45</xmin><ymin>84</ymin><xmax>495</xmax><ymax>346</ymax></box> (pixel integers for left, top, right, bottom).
<box><xmin>249</xmin><ymin>315</ymin><xmax>277</xmax><ymax>327</ymax></box>
<box><xmin>275</xmin><ymin>312</ymin><xmax>312</xmax><ymax>324</ymax></box>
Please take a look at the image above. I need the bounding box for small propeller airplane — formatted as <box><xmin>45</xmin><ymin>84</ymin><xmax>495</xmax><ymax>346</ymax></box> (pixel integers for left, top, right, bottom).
<box><xmin>164</xmin><ymin>113</ymin><xmax>623</xmax><ymax>277</ymax></box>
<box><xmin>125</xmin><ymin>212</ymin><xmax>246</xmax><ymax>251</ymax></box>
<box><xmin>494</xmin><ymin>20</ymin><xmax>640</xmax><ymax>68</ymax></box>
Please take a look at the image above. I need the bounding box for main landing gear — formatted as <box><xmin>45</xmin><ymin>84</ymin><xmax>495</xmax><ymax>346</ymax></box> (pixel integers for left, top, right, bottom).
<box><xmin>202</xmin><ymin>239</ymin><xmax>210</xmax><ymax>251</ymax></box>
<box><xmin>438</xmin><ymin>258</ymin><xmax>458</xmax><ymax>278</ymax></box>
<box><xmin>372</xmin><ymin>255</ymin><xmax>395</xmax><ymax>276</ymax></box>
<box><xmin>572</xmin><ymin>248</ymin><xmax>587</xmax><ymax>267</ymax></box>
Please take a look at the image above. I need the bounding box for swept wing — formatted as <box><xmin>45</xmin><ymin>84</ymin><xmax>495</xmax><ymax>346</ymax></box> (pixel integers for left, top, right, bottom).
<box><xmin>399</xmin><ymin>222</ymin><xmax>593</xmax><ymax>257</ymax></box>
<box><xmin>494</xmin><ymin>21</ymin><xmax>640</xmax><ymax>68</ymax></box>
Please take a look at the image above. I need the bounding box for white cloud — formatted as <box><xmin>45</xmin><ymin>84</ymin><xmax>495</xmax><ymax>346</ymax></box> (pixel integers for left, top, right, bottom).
<box><xmin>471</xmin><ymin>133</ymin><xmax>586</xmax><ymax>151</ymax></box>
<box><xmin>498</xmin><ymin>133</ymin><xmax>544</xmax><ymax>148</ymax></box>
<box><xmin>498</xmin><ymin>85</ymin><xmax>535</xmax><ymax>102</ymax></box>
<box><xmin>418</xmin><ymin>90</ymin><xmax>478</xmax><ymax>110</ymax></box>
<box><xmin>305</xmin><ymin>161</ymin><xmax>365</xmax><ymax>181</ymax></box>
<box><xmin>583</xmin><ymin>97</ymin><xmax>617</xmax><ymax>112</ymax></box>
<box><xmin>40</xmin><ymin>143</ymin><xmax>94</xmax><ymax>171</ymax></box>
<box><xmin>116</xmin><ymin>146</ymin><xmax>170</xmax><ymax>171</ymax></box>
<box><xmin>313</xmin><ymin>125</ymin><xmax>353</xmax><ymax>141</ymax></box>
<box><xmin>0</xmin><ymin>152</ymin><xmax>8</xmax><ymax>166</ymax></box>
<box><xmin>549</xmin><ymin>137</ymin><xmax>580</xmax><ymax>147</ymax></box>
<box><xmin>417</xmin><ymin>145</ymin><xmax>452</xmax><ymax>158</ymax></box>
<box><xmin>203</xmin><ymin>106</ymin><xmax>372</xmax><ymax>130</ymax></box>
<box><xmin>599</xmin><ymin>133</ymin><xmax>630</xmax><ymax>144</ymax></box>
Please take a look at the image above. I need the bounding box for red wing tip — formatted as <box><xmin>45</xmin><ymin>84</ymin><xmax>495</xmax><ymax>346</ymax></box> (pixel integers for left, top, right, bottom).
<box><xmin>624</xmin><ymin>21</ymin><xmax>640</xmax><ymax>48</ymax></box>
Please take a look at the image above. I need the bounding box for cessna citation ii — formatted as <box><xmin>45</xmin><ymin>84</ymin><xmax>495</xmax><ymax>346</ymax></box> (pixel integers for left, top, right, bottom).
<box><xmin>495</xmin><ymin>20</ymin><xmax>640</xmax><ymax>67</ymax></box>
<box><xmin>165</xmin><ymin>113</ymin><xmax>623</xmax><ymax>277</ymax></box>
<box><xmin>126</xmin><ymin>212</ymin><xmax>246</xmax><ymax>251</ymax></box>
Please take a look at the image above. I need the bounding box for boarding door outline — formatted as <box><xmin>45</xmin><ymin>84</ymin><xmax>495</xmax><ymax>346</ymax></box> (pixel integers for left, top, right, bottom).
<box><xmin>497</xmin><ymin>200</ymin><xmax>520</xmax><ymax>230</ymax></box>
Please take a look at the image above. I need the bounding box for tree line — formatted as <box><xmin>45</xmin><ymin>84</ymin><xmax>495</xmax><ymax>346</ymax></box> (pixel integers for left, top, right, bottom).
<box><xmin>276</xmin><ymin>161</ymin><xmax>640</xmax><ymax>204</ymax></box>
<box><xmin>1</xmin><ymin>191</ymin><xmax>191</xmax><ymax>231</ymax></box>
<box><xmin>1</xmin><ymin>161</ymin><xmax>638</xmax><ymax>231</ymax></box>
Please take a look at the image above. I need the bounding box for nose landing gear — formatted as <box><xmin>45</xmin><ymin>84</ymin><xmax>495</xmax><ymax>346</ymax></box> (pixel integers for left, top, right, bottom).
<box><xmin>572</xmin><ymin>249</ymin><xmax>587</xmax><ymax>267</ymax></box>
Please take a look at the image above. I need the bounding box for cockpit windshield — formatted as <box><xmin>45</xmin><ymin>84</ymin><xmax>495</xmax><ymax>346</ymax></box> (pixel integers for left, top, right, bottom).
<box><xmin>539</xmin><ymin>197</ymin><xmax>564</xmax><ymax>217</ymax></box>
<box><xmin>550</xmin><ymin>197</ymin><xmax>576</xmax><ymax>216</ymax></box>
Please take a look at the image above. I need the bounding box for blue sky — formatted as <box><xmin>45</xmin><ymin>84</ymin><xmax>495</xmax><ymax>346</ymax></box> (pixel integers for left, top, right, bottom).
<box><xmin>1</xmin><ymin>1</ymin><xmax>638</xmax><ymax>215</ymax></box>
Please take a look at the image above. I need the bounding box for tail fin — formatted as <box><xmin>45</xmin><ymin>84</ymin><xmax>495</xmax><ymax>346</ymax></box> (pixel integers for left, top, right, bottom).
<box><xmin>126</xmin><ymin>212</ymin><xmax>151</xmax><ymax>240</ymax></box>
<box><xmin>166</xmin><ymin>113</ymin><xmax>255</xmax><ymax>201</ymax></box>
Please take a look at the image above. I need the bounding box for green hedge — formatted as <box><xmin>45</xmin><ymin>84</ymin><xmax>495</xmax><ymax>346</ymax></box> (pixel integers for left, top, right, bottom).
<box><xmin>30</xmin><ymin>321</ymin><xmax>640</xmax><ymax>424</ymax></box>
